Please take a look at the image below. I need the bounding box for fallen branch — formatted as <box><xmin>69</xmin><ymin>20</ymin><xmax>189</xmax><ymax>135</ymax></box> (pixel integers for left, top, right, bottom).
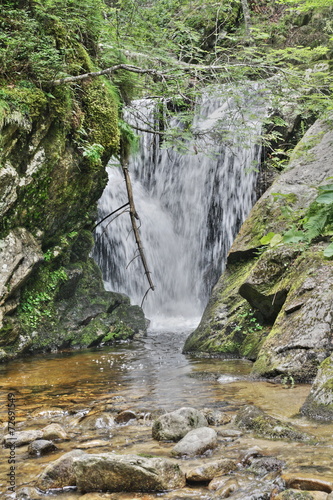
<box><xmin>121</xmin><ymin>161</ymin><xmax>155</xmax><ymax>293</ymax></box>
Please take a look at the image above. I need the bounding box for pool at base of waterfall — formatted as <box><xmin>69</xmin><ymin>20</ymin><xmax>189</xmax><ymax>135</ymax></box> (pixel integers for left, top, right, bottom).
<box><xmin>0</xmin><ymin>326</ymin><xmax>332</xmax><ymax>499</ymax></box>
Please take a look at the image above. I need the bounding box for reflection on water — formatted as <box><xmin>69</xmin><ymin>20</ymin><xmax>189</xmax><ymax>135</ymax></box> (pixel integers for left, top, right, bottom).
<box><xmin>0</xmin><ymin>327</ymin><xmax>333</xmax><ymax>497</ymax></box>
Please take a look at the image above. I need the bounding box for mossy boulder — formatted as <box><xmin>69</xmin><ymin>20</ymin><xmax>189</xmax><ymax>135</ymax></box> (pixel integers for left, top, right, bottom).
<box><xmin>235</xmin><ymin>405</ymin><xmax>313</xmax><ymax>442</ymax></box>
<box><xmin>184</xmin><ymin>118</ymin><xmax>333</xmax><ymax>384</ymax></box>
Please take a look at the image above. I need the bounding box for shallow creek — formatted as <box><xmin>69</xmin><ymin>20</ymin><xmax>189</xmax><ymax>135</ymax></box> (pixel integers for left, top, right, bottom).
<box><xmin>1</xmin><ymin>327</ymin><xmax>333</xmax><ymax>498</ymax></box>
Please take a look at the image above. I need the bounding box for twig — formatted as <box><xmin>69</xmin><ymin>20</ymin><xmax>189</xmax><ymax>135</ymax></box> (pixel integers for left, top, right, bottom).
<box><xmin>91</xmin><ymin>202</ymin><xmax>130</xmax><ymax>231</ymax></box>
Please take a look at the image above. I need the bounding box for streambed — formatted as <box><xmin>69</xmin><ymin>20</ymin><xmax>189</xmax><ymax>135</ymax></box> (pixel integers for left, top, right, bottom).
<box><xmin>0</xmin><ymin>327</ymin><xmax>332</xmax><ymax>498</ymax></box>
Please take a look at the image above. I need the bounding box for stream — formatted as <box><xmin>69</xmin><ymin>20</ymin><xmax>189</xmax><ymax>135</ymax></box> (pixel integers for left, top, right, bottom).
<box><xmin>1</xmin><ymin>325</ymin><xmax>333</xmax><ymax>498</ymax></box>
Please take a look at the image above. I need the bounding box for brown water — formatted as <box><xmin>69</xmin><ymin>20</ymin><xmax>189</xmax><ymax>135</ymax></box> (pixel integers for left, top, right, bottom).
<box><xmin>0</xmin><ymin>328</ymin><xmax>333</xmax><ymax>498</ymax></box>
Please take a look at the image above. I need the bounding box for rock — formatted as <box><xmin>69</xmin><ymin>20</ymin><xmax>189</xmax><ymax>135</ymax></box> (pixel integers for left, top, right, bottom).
<box><xmin>246</xmin><ymin>457</ymin><xmax>285</xmax><ymax>476</ymax></box>
<box><xmin>301</xmin><ymin>354</ymin><xmax>333</xmax><ymax>421</ymax></box>
<box><xmin>208</xmin><ymin>476</ymin><xmax>240</xmax><ymax>495</ymax></box>
<box><xmin>171</xmin><ymin>427</ymin><xmax>218</xmax><ymax>457</ymax></box>
<box><xmin>235</xmin><ymin>405</ymin><xmax>312</xmax><ymax>442</ymax></box>
<box><xmin>183</xmin><ymin>118</ymin><xmax>333</xmax><ymax>383</ymax></box>
<box><xmin>115</xmin><ymin>409</ymin><xmax>137</xmax><ymax>424</ymax></box>
<box><xmin>281</xmin><ymin>473</ymin><xmax>333</xmax><ymax>493</ymax></box>
<box><xmin>28</xmin><ymin>439</ymin><xmax>58</xmax><ymax>456</ymax></box>
<box><xmin>275</xmin><ymin>490</ymin><xmax>328</xmax><ymax>499</ymax></box>
<box><xmin>73</xmin><ymin>453</ymin><xmax>186</xmax><ymax>492</ymax></box>
<box><xmin>219</xmin><ymin>429</ymin><xmax>243</xmax><ymax>438</ymax></box>
<box><xmin>0</xmin><ymin>163</ymin><xmax>19</xmax><ymax>218</ymax></box>
<box><xmin>78</xmin><ymin>412</ymin><xmax>116</xmax><ymax>430</ymax></box>
<box><xmin>203</xmin><ymin>408</ymin><xmax>232</xmax><ymax>425</ymax></box>
<box><xmin>186</xmin><ymin>459</ymin><xmax>236</xmax><ymax>482</ymax></box>
<box><xmin>16</xmin><ymin>487</ymin><xmax>43</xmax><ymax>500</ymax></box>
<box><xmin>30</xmin><ymin>407</ymin><xmax>66</xmax><ymax>418</ymax></box>
<box><xmin>42</xmin><ymin>423</ymin><xmax>69</xmax><ymax>441</ymax></box>
<box><xmin>36</xmin><ymin>449</ymin><xmax>86</xmax><ymax>491</ymax></box>
<box><xmin>152</xmin><ymin>407</ymin><xmax>208</xmax><ymax>442</ymax></box>
<box><xmin>239</xmin><ymin>446</ymin><xmax>264</xmax><ymax>466</ymax></box>
<box><xmin>0</xmin><ymin>229</ymin><xmax>43</xmax><ymax>330</ymax></box>
<box><xmin>3</xmin><ymin>429</ymin><xmax>43</xmax><ymax>447</ymax></box>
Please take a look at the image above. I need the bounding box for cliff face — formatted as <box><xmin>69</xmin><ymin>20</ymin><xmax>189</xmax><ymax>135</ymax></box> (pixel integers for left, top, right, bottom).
<box><xmin>0</xmin><ymin>55</ymin><xmax>145</xmax><ymax>361</ymax></box>
<box><xmin>184</xmin><ymin>118</ymin><xmax>333</xmax><ymax>391</ymax></box>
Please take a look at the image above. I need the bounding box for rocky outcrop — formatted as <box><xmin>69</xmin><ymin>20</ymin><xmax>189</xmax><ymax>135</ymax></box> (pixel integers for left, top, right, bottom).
<box><xmin>0</xmin><ymin>31</ymin><xmax>146</xmax><ymax>359</ymax></box>
<box><xmin>184</xmin><ymin>118</ymin><xmax>333</xmax><ymax>384</ymax></box>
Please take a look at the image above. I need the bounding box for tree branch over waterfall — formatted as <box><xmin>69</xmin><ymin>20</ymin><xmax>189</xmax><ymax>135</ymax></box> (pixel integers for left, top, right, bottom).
<box><xmin>121</xmin><ymin>161</ymin><xmax>155</xmax><ymax>303</ymax></box>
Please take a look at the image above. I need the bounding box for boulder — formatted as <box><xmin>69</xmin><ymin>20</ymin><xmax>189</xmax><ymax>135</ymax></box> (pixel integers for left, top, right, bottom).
<box><xmin>275</xmin><ymin>490</ymin><xmax>328</xmax><ymax>499</ymax></box>
<box><xmin>171</xmin><ymin>427</ymin><xmax>218</xmax><ymax>457</ymax></box>
<box><xmin>3</xmin><ymin>429</ymin><xmax>43</xmax><ymax>447</ymax></box>
<box><xmin>36</xmin><ymin>449</ymin><xmax>86</xmax><ymax>491</ymax></box>
<box><xmin>28</xmin><ymin>439</ymin><xmax>58</xmax><ymax>457</ymax></box>
<box><xmin>186</xmin><ymin>458</ymin><xmax>236</xmax><ymax>482</ymax></box>
<box><xmin>41</xmin><ymin>423</ymin><xmax>69</xmax><ymax>441</ymax></box>
<box><xmin>235</xmin><ymin>405</ymin><xmax>312</xmax><ymax>442</ymax></box>
<box><xmin>73</xmin><ymin>453</ymin><xmax>186</xmax><ymax>492</ymax></box>
<box><xmin>301</xmin><ymin>353</ymin><xmax>333</xmax><ymax>421</ymax></box>
<box><xmin>152</xmin><ymin>407</ymin><xmax>208</xmax><ymax>442</ymax></box>
<box><xmin>183</xmin><ymin>118</ymin><xmax>333</xmax><ymax>385</ymax></box>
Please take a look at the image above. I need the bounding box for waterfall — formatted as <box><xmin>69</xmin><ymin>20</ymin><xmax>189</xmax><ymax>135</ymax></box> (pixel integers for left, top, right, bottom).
<box><xmin>93</xmin><ymin>84</ymin><xmax>266</xmax><ymax>328</ymax></box>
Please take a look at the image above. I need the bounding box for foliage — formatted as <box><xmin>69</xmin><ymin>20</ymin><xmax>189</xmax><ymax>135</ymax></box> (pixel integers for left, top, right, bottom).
<box><xmin>19</xmin><ymin>267</ymin><xmax>68</xmax><ymax>329</ymax></box>
<box><xmin>260</xmin><ymin>181</ymin><xmax>333</xmax><ymax>257</ymax></box>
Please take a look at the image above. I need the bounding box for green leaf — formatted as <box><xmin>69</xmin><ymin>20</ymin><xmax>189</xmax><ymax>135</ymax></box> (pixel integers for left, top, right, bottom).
<box><xmin>317</xmin><ymin>183</ymin><xmax>333</xmax><ymax>192</ymax></box>
<box><xmin>323</xmin><ymin>242</ymin><xmax>333</xmax><ymax>258</ymax></box>
<box><xmin>260</xmin><ymin>232</ymin><xmax>276</xmax><ymax>245</ymax></box>
<box><xmin>269</xmin><ymin>233</ymin><xmax>283</xmax><ymax>247</ymax></box>
<box><xmin>315</xmin><ymin>191</ymin><xmax>333</xmax><ymax>204</ymax></box>
<box><xmin>283</xmin><ymin>228</ymin><xmax>305</xmax><ymax>244</ymax></box>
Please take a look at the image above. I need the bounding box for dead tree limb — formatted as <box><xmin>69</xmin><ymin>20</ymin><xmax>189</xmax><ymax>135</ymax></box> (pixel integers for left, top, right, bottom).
<box><xmin>121</xmin><ymin>161</ymin><xmax>155</xmax><ymax>293</ymax></box>
<box><xmin>92</xmin><ymin>202</ymin><xmax>130</xmax><ymax>231</ymax></box>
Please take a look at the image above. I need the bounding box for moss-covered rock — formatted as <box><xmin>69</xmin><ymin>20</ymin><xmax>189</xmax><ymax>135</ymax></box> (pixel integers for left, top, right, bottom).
<box><xmin>184</xmin><ymin>118</ymin><xmax>333</xmax><ymax>384</ymax></box>
<box><xmin>235</xmin><ymin>405</ymin><xmax>313</xmax><ymax>442</ymax></box>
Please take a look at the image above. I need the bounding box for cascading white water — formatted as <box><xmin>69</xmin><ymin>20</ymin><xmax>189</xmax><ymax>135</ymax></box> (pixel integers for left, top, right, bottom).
<box><xmin>93</xmin><ymin>84</ymin><xmax>266</xmax><ymax>328</ymax></box>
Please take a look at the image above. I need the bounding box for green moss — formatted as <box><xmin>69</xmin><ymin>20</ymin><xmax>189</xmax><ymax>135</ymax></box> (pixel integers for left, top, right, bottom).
<box><xmin>18</xmin><ymin>265</ymin><xmax>68</xmax><ymax>331</ymax></box>
<box><xmin>81</xmin><ymin>77</ymin><xmax>120</xmax><ymax>156</ymax></box>
<box><xmin>0</xmin><ymin>83</ymin><xmax>48</xmax><ymax>120</ymax></box>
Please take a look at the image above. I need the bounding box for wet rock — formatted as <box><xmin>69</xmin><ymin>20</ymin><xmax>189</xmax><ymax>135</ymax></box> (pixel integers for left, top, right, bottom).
<box><xmin>28</xmin><ymin>439</ymin><xmax>58</xmax><ymax>456</ymax></box>
<box><xmin>301</xmin><ymin>353</ymin><xmax>333</xmax><ymax>421</ymax></box>
<box><xmin>247</xmin><ymin>457</ymin><xmax>285</xmax><ymax>476</ymax></box>
<box><xmin>186</xmin><ymin>459</ymin><xmax>236</xmax><ymax>482</ymax></box>
<box><xmin>208</xmin><ymin>475</ymin><xmax>240</xmax><ymax>495</ymax></box>
<box><xmin>281</xmin><ymin>473</ymin><xmax>333</xmax><ymax>493</ymax></box>
<box><xmin>3</xmin><ymin>429</ymin><xmax>43</xmax><ymax>447</ymax></box>
<box><xmin>203</xmin><ymin>408</ymin><xmax>232</xmax><ymax>425</ymax></box>
<box><xmin>275</xmin><ymin>490</ymin><xmax>328</xmax><ymax>499</ymax></box>
<box><xmin>16</xmin><ymin>487</ymin><xmax>43</xmax><ymax>500</ymax></box>
<box><xmin>115</xmin><ymin>409</ymin><xmax>137</xmax><ymax>424</ymax></box>
<box><xmin>73</xmin><ymin>453</ymin><xmax>186</xmax><ymax>492</ymax></box>
<box><xmin>77</xmin><ymin>439</ymin><xmax>107</xmax><ymax>449</ymax></box>
<box><xmin>36</xmin><ymin>449</ymin><xmax>86</xmax><ymax>491</ymax></box>
<box><xmin>152</xmin><ymin>407</ymin><xmax>208</xmax><ymax>442</ymax></box>
<box><xmin>42</xmin><ymin>423</ymin><xmax>69</xmax><ymax>441</ymax></box>
<box><xmin>226</xmin><ymin>478</ymin><xmax>276</xmax><ymax>499</ymax></box>
<box><xmin>219</xmin><ymin>429</ymin><xmax>243</xmax><ymax>439</ymax></box>
<box><xmin>171</xmin><ymin>427</ymin><xmax>218</xmax><ymax>457</ymax></box>
<box><xmin>78</xmin><ymin>412</ymin><xmax>116</xmax><ymax>430</ymax></box>
<box><xmin>30</xmin><ymin>407</ymin><xmax>66</xmax><ymax>418</ymax></box>
<box><xmin>235</xmin><ymin>405</ymin><xmax>312</xmax><ymax>442</ymax></box>
<box><xmin>239</xmin><ymin>446</ymin><xmax>264</xmax><ymax>466</ymax></box>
